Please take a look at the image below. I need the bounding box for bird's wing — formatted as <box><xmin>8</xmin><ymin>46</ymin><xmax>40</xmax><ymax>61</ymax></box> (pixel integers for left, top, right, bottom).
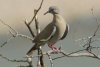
<box><xmin>33</xmin><ymin>23</ymin><xmax>56</xmax><ymax>43</ymax></box>
<box><xmin>26</xmin><ymin>43</ymin><xmax>45</xmax><ymax>56</ymax></box>
<box><xmin>27</xmin><ymin>25</ymin><xmax>56</xmax><ymax>56</ymax></box>
<box><xmin>60</xmin><ymin>24</ymin><xmax>69</xmax><ymax>40</ymax></box>
<box><xmin>40</xmin><ymin>26</ymin><xmax>56</xmax><ymax>41</ymax></box>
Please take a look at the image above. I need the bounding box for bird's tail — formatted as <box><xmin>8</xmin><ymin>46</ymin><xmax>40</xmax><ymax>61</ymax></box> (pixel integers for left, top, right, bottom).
<box><xmin>26</xmin><ymin>43</ymin><xmax>38</xmax><ymax>57</ymax></box>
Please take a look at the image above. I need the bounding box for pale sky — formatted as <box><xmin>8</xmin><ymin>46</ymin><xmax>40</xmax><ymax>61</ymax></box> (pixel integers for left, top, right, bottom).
<box><xmin>0</xmin><ymin>0</ymin><xmax>100</xmax><ymax>26</ymax></box>
<box><xmin>0</xmin><ymin>0</ymin><xmax>100</xmax><ymax>39</ymax></box>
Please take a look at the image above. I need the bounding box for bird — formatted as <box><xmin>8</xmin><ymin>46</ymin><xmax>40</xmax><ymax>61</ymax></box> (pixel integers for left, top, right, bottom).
<box><xmin>26</xmin><ymin>6</ymin><xmax>69</xmax><ymax>57</ymax></box>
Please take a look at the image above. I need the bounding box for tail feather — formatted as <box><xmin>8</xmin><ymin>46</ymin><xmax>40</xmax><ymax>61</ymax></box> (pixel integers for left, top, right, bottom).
<box><xmin>26</xmin><ymin>43</ymin><xmax>38</xmax><ymax>56</ymax></box>
<box><xmin>26</xmin><ymin>43</ymin><xmax>46</xmax><ymax>57</ymax></box>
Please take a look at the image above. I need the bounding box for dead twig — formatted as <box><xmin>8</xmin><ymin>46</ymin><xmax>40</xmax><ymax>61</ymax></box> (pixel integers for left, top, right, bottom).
<box><xmin>47</xmin><ymin>53</ymin><xmax>53</xmax><ymax>67</ymax></box>
<box><xmin>24</xmin><ymin>0</ymin><xmax>44</xmax><ymax>38</ymax></box>
<box><xmin>25</xmin><ymin>0</ymin><xmax>44</xmax><ymax>67</ymax></box>
<box><xmin>0</xmin><ymin>19</ymin><xmax>17</xmax><ymax>34</ymax></box>
<box><xmin>0</xmin><ymin>54</ymin><xmax>27</xmax><ymax>63</ymax></box>
<box><xmin>24</xmin><ymin>20</ymin><xmax>35</xmax><ymax>38</ymax></box>
<box><xmin>0</xmin><ymin>20</ymin><xmax>33</xmax><ymax>47</ymax></box>
<box><xmin>28</xmin><ymin>0</ymin><xmax>44</xmax><ymax>25</ymax></box>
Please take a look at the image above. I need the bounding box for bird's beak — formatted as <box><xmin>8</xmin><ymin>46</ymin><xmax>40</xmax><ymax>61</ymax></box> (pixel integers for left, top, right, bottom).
<box><xmin>44</xmin><ymin>11</ymin><xmax>49</xmax><ymax>15</ymax></box>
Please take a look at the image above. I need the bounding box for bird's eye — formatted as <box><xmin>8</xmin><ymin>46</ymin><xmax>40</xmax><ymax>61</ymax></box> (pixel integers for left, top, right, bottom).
<box><xmin>51</xmin><ymin>9</ymin><xmax>54</xmax><ymax>11</ymax></box>
<box><xmin>49</xmin><ymin>9</ymin><xmax>54</xmax><ymax>12</ymax></box>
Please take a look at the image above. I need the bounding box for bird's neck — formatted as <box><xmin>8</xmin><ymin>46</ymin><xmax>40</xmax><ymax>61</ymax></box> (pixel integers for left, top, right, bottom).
<box><xmin>53</xmin><ymin>14</ymin><xmax>62</xmax><ymax>23</ymax></box>
<box><xmin>53</xmin><ymin>14</ymin><xmax>59</xmax><ymax>22</ymax></box>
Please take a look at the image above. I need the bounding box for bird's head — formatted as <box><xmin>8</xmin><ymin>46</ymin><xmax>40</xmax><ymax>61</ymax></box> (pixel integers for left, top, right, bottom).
<box><xmin>44</xmin><ymin>6</ymin><xmax>59</xmax><ymax>15</ymax></box>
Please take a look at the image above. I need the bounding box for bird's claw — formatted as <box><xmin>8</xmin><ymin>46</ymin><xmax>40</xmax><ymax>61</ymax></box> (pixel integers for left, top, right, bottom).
<box><xmin>51</xmin><ymin>48</ymin><xmax>60</xmax><ymax>54</ymax></box>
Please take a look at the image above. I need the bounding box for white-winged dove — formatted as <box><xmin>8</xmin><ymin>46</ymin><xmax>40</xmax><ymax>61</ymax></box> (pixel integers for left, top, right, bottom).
<box><xmin>26</xmin><ymin>6</ymin><xmax>69</xmax><ymax>56</ymax></box>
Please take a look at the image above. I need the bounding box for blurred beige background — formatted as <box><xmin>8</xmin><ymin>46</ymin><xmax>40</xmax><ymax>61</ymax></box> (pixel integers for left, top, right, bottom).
<box><xmin>0</xmin><ymin>0</ymin><xmax>100</xmax><ymax>30</ymax></box>
<box><xmin>0</xmin><ymin>0</ymin><xmax>100</xmax><ymax>67</ymax></box>
<box><xmin>0</xmin><ymin>0</ymin><xmax>100</xmax><ymax>37</ymax></box>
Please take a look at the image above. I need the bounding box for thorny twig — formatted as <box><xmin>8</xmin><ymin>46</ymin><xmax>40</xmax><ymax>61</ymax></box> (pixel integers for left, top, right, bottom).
<box><xmin>24</xmin><ymin>0</ymin><xmax>44</xmax><ymax>38</ymax></box>
<box><xmin>24</xmin><ymin>20</ymin><xmax>35</xmax><ymax>38</ymax></box>
<box><xmin>47</xmin><ymin>53</ymin><xmax>53</xmax><ymax>67</ymax></box>
<box><xmin>0</xmin><ymin>54</ymin><xmax>27</xmax><ymax>63</ymax></box>
<box><xmin>0</xmin><ymin>20</ymin><xmax>33</xmax><ymax>47</ymax></box>
<box><xmin>82</xmin><ymin>8</ymin><xmax>100</xmax><ymax>51</ymax></box>
<box><xmin>0</xmin><ymin>37</ymin><xmax>14</xmax><ymax>47</ymax></box>
<box><xmin>0</xmin><ymin>46</ymin><xmax>100</xmax><ymax>67</ymax></box>
<box><xmin>24</xmin><ymin>46</ymin><xmax>100</xmax><ymax>61</ymax></box>
<box><xmin>24</xmin><ymin>0</ymin><xmax>44</xmax><ymax>67</ymax></box>
<box><xmin>39</xmin><ymin>48</ymin><xmax>44</xmax><ymax>67</ymax></box>
<box><xmin>0</xmin><ymin>54</ymin><xmax>34</xmax><ymax>67</ymax></box>
<box><xmin>28</xmin><ymin>0</ymin><xmax>44</xmax><ymax>25</ymax></box>
<box><xmin>91</xmin><ymin>8</ymin><xmax>98</xmax><ymax>25</ymax></box>
<box><xmin>0</xmin><ymin>19</ymin><xmax>17</xmax><ymax>34</ymax></box>
<box><xmin>34</xmin><ymin>9</ymin><xmax>44</xmax><ymax>67</ymax></box>
<box><xmin>0</xmin><ymin>33</ymin><xmax>33</xmax><ymax>47</ymax></box>
<box><xmin>86</xmin><ymin>24</ymin><xmax>100</xmax><ymax>51</ymax></box>
<box><xmin>52</xmin><ymin>47</ymin><xmax>100</xmax><ymax>60</ymax></box>
<box><xmin>52</xmin><ymin>49</ymin><xmax>86</xmax><ymax>60</ymax></box>
<box><xmin>1</xmin><ymin>46</ymin><xmax>100</xmax><ymax>62</ymax></box>
<box><xmin>34</xmin><ymin>9</ymin><xmax>40</xmax><ymax>34</ymax></box>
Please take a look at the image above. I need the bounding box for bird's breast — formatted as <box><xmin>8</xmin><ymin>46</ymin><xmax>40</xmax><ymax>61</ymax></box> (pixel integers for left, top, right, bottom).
<box><xmin>55</xmin><ymin>16</ymin><xmax>66</xmax><ymax>39</ymax></box>
<box><xmin>47</xmin><ymin>14</ymin><xmax>67</xmax><ymax>45</ymax></box>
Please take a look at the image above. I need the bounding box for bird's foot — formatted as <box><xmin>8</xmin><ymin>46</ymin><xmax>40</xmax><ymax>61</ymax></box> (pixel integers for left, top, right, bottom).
<box><xmin>52</xmin><ymin>48</ymin><xmax>60</xmax><ymax>54</ymax></box>
<box><xmin>48</xmin><ymin>44</ymin><xmax>60</xmax><ymax>54</ymax></box>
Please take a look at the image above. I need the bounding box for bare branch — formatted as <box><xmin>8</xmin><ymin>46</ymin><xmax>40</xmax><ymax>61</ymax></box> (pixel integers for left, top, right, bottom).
<box><xmin>40</xmin><ymin>48</ymin><xmax>44</xmax><ymax>67</ymax></box>
<box><xmin>24</xmin><ymin>0</ymin><xmax>44</xmax><ymax>38</ymax></box>
<box><xmin>0</xmin><ymin>19</ymin><xmax>33</xmax><ymax>47</ymax></box>
<box><xmin>26</xmin><ymin>47</ymin><xmax>100</xmax><ymax>61</ymax></box>
<box><xmin>17</xmin><ymin>34</ymin><xmax>33</xmax><ymax>41</ymax></box>
<box><xmin>1</xmin><ymin>30</ymin><xmax>33</xmax><ymax>47</ymax></box>
<box><xmin>52</xmin><ymin>50</ymin><xmax>100</xmax><ymax>60</ymax></box>
<box><xmin>34</xmin><ymin>9</ymin><xmax>40</xmax><ymax>34</ymax></box>
<box><xmin>24</xmin><ymin>20</ymin><xmax>35</xmax><ymax>38</ymax></box>
<box><xmin>0</xmin><ymin>54</ymin><xmax>27</xmax><ymax>63</ymax></box>
<box><xmin>51</xmin><ymin>46</ymin><xmax>100</xmax><ymax>60</ymax></box>
<box><xmin>47</xmin><ymin>53</ymin><xmax>53</xmax><ymax>67</ymax></box>
<box><xmin>0</xmin><ymin>19</ymin><xmax>17</xmax><ymax>34</ymax></box>
<box><xmin>24</xmin><ymin>0</ymin><xmax>44</xmax><ymax>67</ymax></box>
<box><xmin>91</xmin><ymin>8</ymin><xmax>98</xmax><ymax>25</ymax></box>
<box><xmin>28</xmin><ymin>0</ymin><xmax>44</xmax><ymax>25</ymax></box>
<box><xmin>0</xmin><ymin>36</ymin><xmax>14</xmax><ymax>47</ymax></box>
